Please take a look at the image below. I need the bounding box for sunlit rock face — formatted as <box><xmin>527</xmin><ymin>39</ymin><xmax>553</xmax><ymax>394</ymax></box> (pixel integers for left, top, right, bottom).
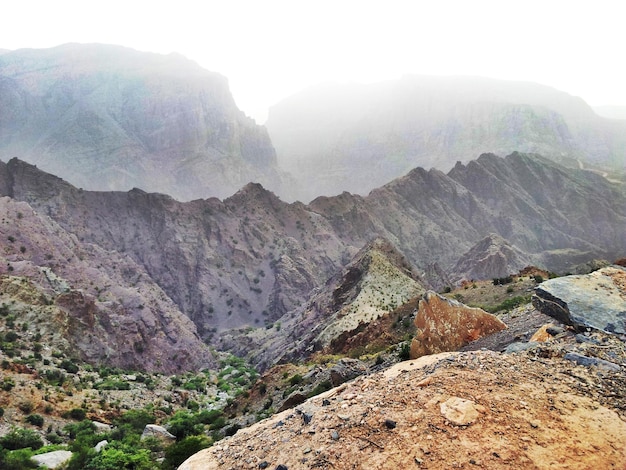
<box><xmin>0</xmin><ymin>43</ymin><xmax>284</xmax><ymax>201</ymax></box>
<box><xmin>410</xmin><ymin>291</ymin><xmax>507</xmax><ymax>358</ymax></box>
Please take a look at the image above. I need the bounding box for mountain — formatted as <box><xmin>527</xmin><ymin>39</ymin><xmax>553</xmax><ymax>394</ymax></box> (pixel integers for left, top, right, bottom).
<box><xmin>0</xmin><ymin>43</ymin><xmax>284</xmax><ymax>200</ymax></box>
<box><xmin>219</xmin><ymin>237</ymin><xmax>428</xmax><ymax>370</ymax></box>
<box><xmin>267</xmin><ymin>76</ymin><xmax>626</xmax><ymax>201</ymax></box>
<box><xmin>452</xmin><ymin>233</ymin><xmax>533</xmax><ymax>281</ymax></box>
<box><xmin>0</xmin><ymin>196</ymin><xmax>212</xmax><ymax>373</ymax></box>
<box><xmin>0</xmin><ymin>152</ymin><xmax>624</xmax><ymax>367</ymax></box>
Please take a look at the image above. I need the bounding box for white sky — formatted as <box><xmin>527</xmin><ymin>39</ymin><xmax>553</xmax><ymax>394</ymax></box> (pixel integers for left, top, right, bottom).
<box><xmin>2</xmin><ymin>0</ymin><xmax>625</xmax><ymax>123</ymax></box>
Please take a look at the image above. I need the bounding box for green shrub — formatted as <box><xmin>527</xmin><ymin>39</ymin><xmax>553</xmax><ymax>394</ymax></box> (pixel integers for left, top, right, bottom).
<box><xmin>307</xmin><ymin>380</ymin><xmax>332</xmax><ymax>398</ymax></box>
<box><xmin>83</xmin><ymin>441</ymin><xmax>152</xmax><ymax>470</ymax></box>
<box><xmin>165</xmin><ymin>411</ymin><xmax>204</xmax><ymax>440</ymax></box>
<box><xmin>46</xmin><ymin>431</ymin><xmax>63</xmax><ymax>444</ymax></box>
<box><xmin>398</xmin><ymin>342</ymin><xmax>411</xmax><ymax>360</ymax></box>
<box><xmin>487</xmin><ymin>295</ymin><xmax>531</xmax><ymax>313</ymax></box>
<box><xmin>0</xmin><ymin>427</ymin><xmax>44</xmax><ymax>450</ymax></box>
<box><xmin>162</xmin><ymin>435</ymin><xmax>211</xmax><ymax>470</ymax></box>
<box><xmin>25</xmin><ymin>414</ymin><xmax>44</xmax><ymax>427</ymax></box>
<box><xmin>94</xmin><ymin>379</ymin><xmax>130</xmax><ymax>390</ymax></box>
<box><xmin>68</xmin><ymin>408</ymin><xmax>87</xmax><ymax>421</ymax></box>
<box><xmin>288</xmin><ymin>374</ymin><xmax>303</xmax><ymax>386</ymax></box>
<box><xmin>114</xmin><ymin>409</ymin><xmax>155</xmax><ymax>433</ymax></box>
<box><xmin>18</xmin><ymin>401</ymin><xmax>34</xmax><ymax>414</ymax></box>
<box><xmin>60</xmin><ymin>359</ymin><xmax>79</xmax><ymax>374</ymax></box>
<box><xmin>0</xmin><ymin>447</ymin><xmax>39</xmax><ymax>469</ymax></box>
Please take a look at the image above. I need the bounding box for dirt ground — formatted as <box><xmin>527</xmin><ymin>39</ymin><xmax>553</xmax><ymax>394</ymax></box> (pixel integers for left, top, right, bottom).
<box><xmin>180</xmin><ymin>333</ymin><xmax>626</xmax><ymax>470</ymax></box>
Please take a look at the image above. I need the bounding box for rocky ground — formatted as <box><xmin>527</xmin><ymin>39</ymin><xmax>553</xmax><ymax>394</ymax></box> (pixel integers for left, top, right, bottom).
<box><xmin>181</xmin><ymin>328</ymin><xmax>626</xmax><ymax>469</ymax></box>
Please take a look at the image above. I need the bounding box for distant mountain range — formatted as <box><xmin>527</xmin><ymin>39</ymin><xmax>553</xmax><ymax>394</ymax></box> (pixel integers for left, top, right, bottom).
<box><xmin>1</xmin><ymin>152</ymin><xmax>624</xmax><ymax>369</ymax></box>
<box><xmin>0</xmin><ymin>43</ymin><xmax>285</xmax><ymax>200</ymax></box>
<box><xmin>267</xmin><ymin>76</ymin><xmax>626</xmax><ymax>201</ymax></box>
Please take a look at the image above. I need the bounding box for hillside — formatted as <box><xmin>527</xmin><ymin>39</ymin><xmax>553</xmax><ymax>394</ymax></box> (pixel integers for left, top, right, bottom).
<box><xmin>267</xmin><ymin>76</ymin><xmax>626</xmax><ymax>201</ymax></box>
<box><xmin>0</xmin><ymin>43</ymin><xmax>285</xmax><ymax>201</ymax></box>
<box><xmin>181</xmin><ymin>337</ymin><xmax>626</xmax><ymax>469</ymax></box>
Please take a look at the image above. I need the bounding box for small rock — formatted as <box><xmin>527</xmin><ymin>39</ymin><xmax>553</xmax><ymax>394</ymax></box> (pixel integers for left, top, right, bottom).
<box><xmin>440</xmin><ymin>397</ymin><xmax>480</xmax><ymax>426</ymax></box>
<box><xmin>337</xmin><ymin>414</ymin><xmax>350</xmax><ymax>421</ymax></box>
<box><xmin>258</xmin><ymin>462</ymin><xmax>269</xmax><ymax>469</ymax></box>
<box><xmin>276</xmin><ymin>465</ymin><xmax>288</xmax><ymax>470</ymax></box>
<box><xmin>94</xmin><ymin>440</ymin><xmax>108</xmax><ymax>452</ymax></box>
<box><xmin>384</xmin><ymin>419</ymin><xmax>397</xmax><ymax>429</ymax></box>
<box><xmin>563</xmin><ymin>352</ymin><xmax>621</xmax><ymax>372</ymax></box>
<box><xmin>504</xmin><ymin>341</ymin><xmax>540</xmax><ymax>354</ymax></box>
<box><xmin>416</xmin><ymin>377</ymin><xmax>433</xmax><ymax>387</ymax></box>
<box><xmin>546</xmin><ymin>326</ymin><xmax>566</xmax><ymax>336</ymax></box>
<box><xmin>575</xmin><ymin>334</ymin><xmax>601</xmax><ymax>345</ymax></box>
<box><xmin>322</xmin><ymin>399</ymin><xmax>331</xmax><ymax>406</ymax></box>
<box><xmin>303</xmin><ymin>447</ymin><xmax>312</xmax><ymax>454</ymax></box>
<box><xmin>331</xmin><ymin>430</ymin><xmax>339</xmax><ymax>440</ymax></box>
<box><xmin>302</xmin><ymin>412</ymin><xmax>313</xmax><ymax>425</ymax></box>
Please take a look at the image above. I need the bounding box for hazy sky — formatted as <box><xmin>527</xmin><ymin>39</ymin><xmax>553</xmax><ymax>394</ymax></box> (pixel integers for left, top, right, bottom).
<box><xmin>2</xmin><ymin>0</ymin><xmax>624</xmax><ymax>122</ymax></box>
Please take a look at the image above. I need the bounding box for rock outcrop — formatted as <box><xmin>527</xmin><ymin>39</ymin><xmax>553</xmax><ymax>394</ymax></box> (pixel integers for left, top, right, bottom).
<box><xmin>179</xmin><ymin>348</ymin><xmax>626</xmax><ymax>469</ymax></box>
<box><xmin>533</xmin><ymin>265</ymin><xmax>626</xmax><ymax>335</ymax></box>
<box><xmin>220</xmin><ymin>237</ymin><xmax>428</xmax><ymax>370</ymax></box>
<box><xmin>0</xmin><ymin>43</ymin><xmax>284</xmax><ymax>201</ymax></box>
<box><xmin>410</xmin><ymin>292</ymin><xmax>507</xmax><ymax>359</ymax></box>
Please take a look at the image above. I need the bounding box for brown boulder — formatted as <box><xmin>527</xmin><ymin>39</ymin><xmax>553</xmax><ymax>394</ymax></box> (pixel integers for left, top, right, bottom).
<box><xmin>410</xmin><ymin>291</ymin><xmax>506</xmax><ymax>359</ymax></box>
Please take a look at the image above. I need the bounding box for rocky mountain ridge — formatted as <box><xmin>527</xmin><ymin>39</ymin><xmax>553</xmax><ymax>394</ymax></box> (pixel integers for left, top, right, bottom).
<box><xmin>1</xmin><ymin>152</ymin><xmax>625</xmax><ymax>368</ymax></box>
<box><xmin>0</xmin><ymin>43</ymin><xmax>285</xmax><ymax>201</ymax></box>
<box><xmin>267</xmin><ymin>76</ymin><xmax>626</xmax><ymax>201</ymax></box>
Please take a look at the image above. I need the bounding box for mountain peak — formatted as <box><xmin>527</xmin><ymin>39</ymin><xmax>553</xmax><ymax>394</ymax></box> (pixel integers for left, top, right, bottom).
<box><xmin>453</xmin><ymin>233</ymin><xmax>532</xmax><ymax>282</ymax></box>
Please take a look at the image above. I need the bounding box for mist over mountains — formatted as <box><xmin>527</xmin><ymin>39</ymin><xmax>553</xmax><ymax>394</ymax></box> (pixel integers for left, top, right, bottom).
<box><xmin>0</xmin><ymin>43</ymin><xmax>625</xmax><ymax>372</ymax></box>
<box><xmin>268</xmin><ymin>76</ymin><xmax>626</xmax><ymax>201</ymax></box>
<box><xmin>0</xmin><ymin>43</ymin><xmax>284</xmax><ymax>201</ymax></box>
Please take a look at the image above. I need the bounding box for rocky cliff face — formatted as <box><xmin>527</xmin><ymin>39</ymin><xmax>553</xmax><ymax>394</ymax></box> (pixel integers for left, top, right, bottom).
<box><xmin>0</xmin><ymin>43</ymin><xmax>284</xmax><ymax>200</ymax></box>
<box><xmin>267</xmin><ymin>76</ymin><xmax>626</xmax><ymax>201</ymax></box>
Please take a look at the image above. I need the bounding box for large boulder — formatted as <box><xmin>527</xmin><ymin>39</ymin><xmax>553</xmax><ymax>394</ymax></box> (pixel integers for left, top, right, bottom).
<box><xmin>410</xmin><ymin>291</ymin><xmax>507</xmax><ymax>358</ymax></box>
<box><xmin>533</xmin><ymin>266</ymin><xmax>626</xmax><ymax>335</ymax></box>
<box><xmin>31</xmin><ymin>450</ymin><xmax>73</xmax><ymax>469</ymax></box>
<box><xmin>141</xmin><ymin>424</ymin><xmax>176</xmax><ymax>443</ymax></box>
<box><xmin>329</xmin><ymin>358</ymin><xmax>368</xmax><ymax>386</ymax></box>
